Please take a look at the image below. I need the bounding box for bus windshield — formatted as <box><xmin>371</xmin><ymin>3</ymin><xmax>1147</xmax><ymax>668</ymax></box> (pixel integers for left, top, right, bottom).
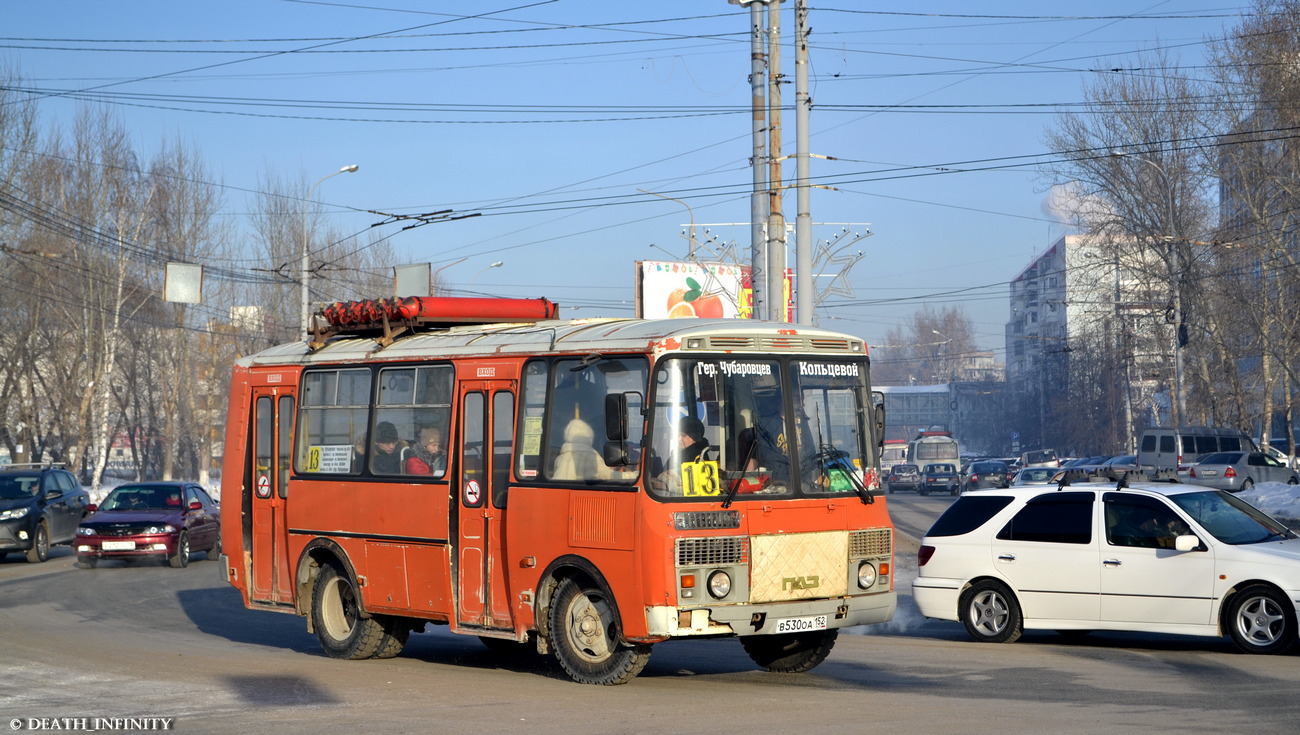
<box><xmin>646</xmin><ymin>357</ymin><xmax>874</xmax><ymax>501</ymax></box>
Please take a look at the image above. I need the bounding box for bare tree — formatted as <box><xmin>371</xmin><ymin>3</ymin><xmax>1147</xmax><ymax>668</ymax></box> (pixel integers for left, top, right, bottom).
<box><xmin>1044</xmin><ymin>49</ymin><xmax>1222</xmax><ymax>430</ymax></box>
<box><xmin>872</xmin><ymin>305</ymin><xmax>977</xmax><ymax>386</ymax></box>
<box><xmin>1207</xmin><ymin>0</ymin><xmax>1300</xmax><ymax>449</ymax></box>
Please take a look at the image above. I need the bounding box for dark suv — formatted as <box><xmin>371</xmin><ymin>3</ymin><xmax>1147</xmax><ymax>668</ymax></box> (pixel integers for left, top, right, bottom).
<box><xmin>0</xmin><ymin>465</ymin><xmax>91</xmax><ymax>562</ymax></box>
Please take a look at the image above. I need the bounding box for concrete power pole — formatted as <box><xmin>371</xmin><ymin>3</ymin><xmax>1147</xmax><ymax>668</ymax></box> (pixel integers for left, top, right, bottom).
<box><xmin>732</xmin><ymin>0</ymin><xmax>770</xmax><ymax>321</ymax></box>
<box><xmin>766</xmin><ymin>1</ymin><xmax>785</xmax><ymax>322</ymax></box>
<box><xmin>794</xmin><ymin>0</ymin><xmax>813</xmax><ymax>325</ymax></box>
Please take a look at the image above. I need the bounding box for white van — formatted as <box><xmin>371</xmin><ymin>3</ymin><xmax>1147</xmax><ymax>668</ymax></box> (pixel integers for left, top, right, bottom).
<box><xmin>1136</xmin><ymin>426</ymin><xmax>1256</xmax><ymax>477</ymax></box>
<box><xmin>1019</xmin><ymin>448</ymin><xmax>1059</xmax><ymax>468</ymax></box>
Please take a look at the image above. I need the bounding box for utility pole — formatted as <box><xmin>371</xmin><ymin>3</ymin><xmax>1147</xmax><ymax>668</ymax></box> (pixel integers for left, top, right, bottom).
<box><xmin>766</xmin><ymin>1</ymin><xmax>785</xmax><ymax>321</ymax></box>
<box><xmin>731</xmin><ymin>0</ymin><xmax>771</xmax><ymax>321</ymax></box>
<box><xmin>794</xmin><ymin>0</ymin><xmax>813</xmax><ymax>325</ymax></box>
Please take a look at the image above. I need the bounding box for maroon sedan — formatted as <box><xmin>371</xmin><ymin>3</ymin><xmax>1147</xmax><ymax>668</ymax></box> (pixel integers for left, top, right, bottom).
<box><xmin>75</xmin><ymin>482</ymin><xmax>220</xmax><ymax>568</ymax></box>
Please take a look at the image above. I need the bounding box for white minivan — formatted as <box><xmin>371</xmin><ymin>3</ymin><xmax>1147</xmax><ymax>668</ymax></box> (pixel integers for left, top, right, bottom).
<box><xmin>1019</xmin><ymin>448</ymin><xmax>1058</xmax><ymax>468</ymax></box>
<box><xmin>1137</xmin><ymin>426</ymin><xmax>1256</xmax><ymax>478</ymax></box>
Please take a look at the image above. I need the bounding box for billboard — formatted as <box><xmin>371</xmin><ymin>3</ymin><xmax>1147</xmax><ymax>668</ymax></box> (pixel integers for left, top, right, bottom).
<box><xmin>635</xmin><ymin>260</ymin><xmax>792</xmax><ymax>320</ymax></box>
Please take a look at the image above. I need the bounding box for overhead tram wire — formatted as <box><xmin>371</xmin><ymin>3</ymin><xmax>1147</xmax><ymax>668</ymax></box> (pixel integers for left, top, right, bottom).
<box><xmin>1</xmin><ymin>0</ymin><xmax>566</xmax><ymax>108</ymax></box>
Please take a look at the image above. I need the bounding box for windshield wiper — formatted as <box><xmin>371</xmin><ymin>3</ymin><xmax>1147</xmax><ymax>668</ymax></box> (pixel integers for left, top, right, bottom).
<box><xmin>814</xmin><ymin>444</ymin><xmax>873</xmax><ymax>505</ymax></box>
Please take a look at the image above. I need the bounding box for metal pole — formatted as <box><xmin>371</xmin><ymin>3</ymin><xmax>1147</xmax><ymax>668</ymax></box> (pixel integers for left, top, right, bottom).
<box><xmin>766</xmin><ymin>0</ymin><xmax>785</xmax><ymax>322</ymax></box>
<box><xmin>301</xmin><ymin>164</ymin><xmax>359</xmax><ymax>335</ymax></box>
<box><xmin>794</xmin><ymin>0</ymin><xmax>813</xmax><ymax>325</ymax></box>
<box><xmin>746</xmin><ymin>1</ymin><xmax>769</xmax><ymax>320</ymax></box>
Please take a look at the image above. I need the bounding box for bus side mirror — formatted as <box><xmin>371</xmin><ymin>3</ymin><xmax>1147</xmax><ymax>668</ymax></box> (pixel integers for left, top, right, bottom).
<box><xmin>603</xmin><ymin>441</ymin><xmax>632</xmax><ymax>468</ymax></box>
<box><xmin>605</xmin><ymin>391</ymin><xmax>641</xmax><ymax>442</ymax></box>
<box><xmin>871</xmin><ymin>391</ymin><xmax>886</xmax><ymax>448</ymax></box>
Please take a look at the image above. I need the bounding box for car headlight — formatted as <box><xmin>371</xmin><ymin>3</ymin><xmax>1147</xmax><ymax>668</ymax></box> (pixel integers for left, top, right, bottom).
<box><xmin>76</xmin><ymin>526</ymin><xmax>96</xmax><ymax>536</ymax></box>
<box><xmin>0</xmin><ymin>507</ymin><xmax>31</xmax><ymax>521</ymax></box>
<box><xmin>857</xmin><ymin>561</ymin><xmax>878</xmax><ymax>589</ymax></box>
<box><xmin>144</xmin><ymin>525</ymin><xmax>177</xmax><ymax>535</ymax></box>
<box><xmin>707</xmin><ymin>570</ymin><xmax>732</xmax><ymax>599</ymax></box>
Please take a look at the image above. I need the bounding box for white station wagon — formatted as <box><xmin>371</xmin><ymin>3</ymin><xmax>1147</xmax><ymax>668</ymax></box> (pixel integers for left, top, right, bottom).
<box><xmin>913</xmin><ymin>479</ymin><xmax>1300</xmax><ymax>654</ymax></box>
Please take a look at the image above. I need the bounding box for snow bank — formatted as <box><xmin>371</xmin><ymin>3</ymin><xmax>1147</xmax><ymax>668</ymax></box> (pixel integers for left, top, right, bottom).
<box><xmin>1238</xmin><ymin>481</ymin><xmax>1300</xmax><ymax>524</ymax></box>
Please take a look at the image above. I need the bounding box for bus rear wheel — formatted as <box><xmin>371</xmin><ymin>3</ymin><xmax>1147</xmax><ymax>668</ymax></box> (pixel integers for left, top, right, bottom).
<box><xmin>548</xmin><ymin>576</ymin><xmax>650</xmax><ymax>685</ymax></box>
<box><xmin>740</xmin><ymin>629</ymin><xmax>838</xmax><ymax>673</ymax></box>
<box><xmin>311</xmin><ymin>565</ymin><xmax>388</xmax><ymax>660</ymax></box>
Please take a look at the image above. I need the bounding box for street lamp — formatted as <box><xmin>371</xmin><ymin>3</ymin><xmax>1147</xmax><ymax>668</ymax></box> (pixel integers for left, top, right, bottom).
<box><xmin>638</xmin><ymin>189</ymin><xmax>697</xmax><ymax>259</ymax></box>
<box><xmin>1110</xmin><ymin>150</ymin><xmax>1185</xmax><ymax>423</ymax></box>
<box><xmin>301</xmin><ymin>164</ymin><xmax>359</xmax><ymax>335</ymax></box>
<box><xmin>469</xmin><ymin>260</ymin><xmax>504</xmax><ymax>284</ymax></box>
<box><xmin>430</xmin><ymin>257</ymin><xmax>469</xmax><ymax>295</ymax></box>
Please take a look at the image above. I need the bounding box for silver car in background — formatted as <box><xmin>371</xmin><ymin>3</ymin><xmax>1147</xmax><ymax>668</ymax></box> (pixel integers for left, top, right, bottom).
<box><xmin>1186</xmin><ymin>451</ymin><xmax>1299</xmax><ymax>492</ymax></box>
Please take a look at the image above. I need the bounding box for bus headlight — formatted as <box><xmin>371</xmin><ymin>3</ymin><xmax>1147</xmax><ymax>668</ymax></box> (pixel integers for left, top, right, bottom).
<box><xmin>856</xmin><ymin>561</ymin><xmax>878</xmax><ymax>589</ymax></box>
<box><xmin>707</xmin><ymin>570</ymin><xmax>732</xmax><ymax>599</ymax></box>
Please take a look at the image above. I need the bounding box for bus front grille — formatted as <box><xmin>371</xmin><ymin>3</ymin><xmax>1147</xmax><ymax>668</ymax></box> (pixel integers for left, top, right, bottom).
<box><xmin>676</xmin><ymin>536</ymin><xmax>748</xmax><ymax>566</ymax></box>
<box><xmin>849</xmin><ymin>528</ymin><xmax>892</xmax><ymax>558</ymax></box>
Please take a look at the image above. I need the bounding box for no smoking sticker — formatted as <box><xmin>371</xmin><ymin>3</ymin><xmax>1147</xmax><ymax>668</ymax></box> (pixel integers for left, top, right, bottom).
<box><xmin>256</xmin><ymin>474</ymin><xmax>271</xmax><ymax>498</ymax></box>
<box><xmin>464</xmin><ymin>479</ymin><xmax>481</xmax><ymax>505</ymax></box>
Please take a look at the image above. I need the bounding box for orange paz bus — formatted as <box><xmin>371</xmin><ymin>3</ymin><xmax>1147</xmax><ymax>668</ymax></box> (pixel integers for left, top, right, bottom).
<box><xmin>219</xmin><ymin>296</ymin><xmax>896</xmax><ymax>684</ymax></box>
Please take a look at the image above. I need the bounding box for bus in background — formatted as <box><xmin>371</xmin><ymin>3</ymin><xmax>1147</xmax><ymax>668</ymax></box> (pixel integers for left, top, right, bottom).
<box><xmin>880</xmin><ymin>439</ymin><xmax>908</xmax><ymax>470</ymax></box>
<box><xmin>219</xmin><ymin>296</ymin><xmax>896</xmax><ymax>685</ymax></box>
<box><xmin>908</xmin><ymin>430</ymin><xmax>960</xmax><ymax>470</ymax></box>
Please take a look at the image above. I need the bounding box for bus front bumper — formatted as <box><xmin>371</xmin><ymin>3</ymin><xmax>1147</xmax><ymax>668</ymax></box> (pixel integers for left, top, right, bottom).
<box><xmin>645</xmin><ymin>591</ymin><xmax>896</xmax><ymax>638</ymax></box>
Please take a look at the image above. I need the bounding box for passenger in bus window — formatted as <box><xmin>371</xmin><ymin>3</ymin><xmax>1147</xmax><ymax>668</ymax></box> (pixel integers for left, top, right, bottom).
<box><xmin>649</xmin><ymin>417</ymin><xmax>710</xmax><ymax>495</ymax></box>
<box><xmin>678</xmin><ymin>417</ymin><xmax>710</xmax><ymax>464</ymax></box>
<box><xmin>552</xmin><ymin>419</ymin><xmax>605</xmax><ymax>481</ymax></box>
<box><xmin>369</xmin><ymin>421</ymin><xmax>404</xmax><ymax>474</ymax></box>
<box><xmin>405</xmin><ymin>425</ymin><xmax>447</xmax><ymax>476</ymax></box>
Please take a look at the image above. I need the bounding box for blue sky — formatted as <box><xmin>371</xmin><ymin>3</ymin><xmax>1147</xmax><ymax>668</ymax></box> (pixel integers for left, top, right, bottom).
<box><xmin>2</xmin><ymin>1</ymin><xmax>1245</xmax><ymax>354</ymax></box>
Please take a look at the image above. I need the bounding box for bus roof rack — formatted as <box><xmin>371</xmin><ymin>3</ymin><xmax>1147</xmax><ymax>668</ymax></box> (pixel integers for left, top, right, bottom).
<box><xmin>308</xmin><ymin>296</ymin><xmax>561</xmax><ymax>350</ymax></box>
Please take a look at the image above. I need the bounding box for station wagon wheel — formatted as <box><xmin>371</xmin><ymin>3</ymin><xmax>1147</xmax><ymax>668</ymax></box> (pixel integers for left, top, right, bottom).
<box><xmin>548</xmin><ymin>576</ymin><xmax>650</xmax><ymax>685</ymax></box>
<box><xmin>1226</xmin><ymin>584</ymin><xmax>1296</xmax><ymax>655</ymax></box>
<box><xmin>25</xmin><ymin>521</ymin><xmax>50</xmax><ymax>563</ymax></box>
<box><xmin>959</xmin><ymin>579</ymin><xmax>1023</xmax><ymax>644</ymax></box>
<box><xmin>168</xmin><ymin>531</ymin><xmax>190</xmax><ymax>568</ymax></box>
<box><xmin>740</xmin><ymin>630</ymin><xmax>839</xmax><ymax>673</ymax></box>
<box><xmin>310</xmin><ymin>564</ymin><xmax>386</xmax><ymax>660</ymax></box>
<box><xmin>1240</xmin><ymin>479</ymin><xmax>1254</xmax><ymax>492</ymax></box>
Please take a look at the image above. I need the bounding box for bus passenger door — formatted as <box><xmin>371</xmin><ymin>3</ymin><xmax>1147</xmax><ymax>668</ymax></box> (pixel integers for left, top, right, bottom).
<box><xmin>249</xmin><ymin>390</ymin><xmax>295</xmax><ymax>605</ymax></box>
<box><xmin>456</xmin><ymin>385</ymin><xmax>516</xmax><ymax>631</ymax></box>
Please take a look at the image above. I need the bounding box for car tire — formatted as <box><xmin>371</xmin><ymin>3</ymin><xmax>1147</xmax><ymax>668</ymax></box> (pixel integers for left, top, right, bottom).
<box><xmin>549</xmin><ymin>576</ymin><xmax>651</xmax><ymax>685</ymax></box>
<box><xmin>25</xmin><ymin>521</ymin><xmax>50</xmax><ymax>563</ymax></box>
<box><xmin>959</xmin><ymin>579</ymin><xmax>1023</xmax><ymax>644</ymax></box>
<box><xmin>1225</xmin><ymin>584</ymin><xmax>1296</xmax><ymax>655</ymax></box>
<box><xmin>1240</xmin><ymin>479</ymin><xmax>1255</xmax><ymax>492</ymax></box>
<box><xmin>168</xmin><ymin>531</ymin><xmax>190</xmax><ymax>568</ymax></box>
<box><xmin>740</xmin><ymin>629</ymin><xmax>839</xmax><ymax>673</ymax></box>
<box><xmin>1289</xmin><ymin>476</ymin><xmax>1298</xmax><ymax>485</ymax></box>
<box><xmin>206</xmin><ymin>532</ymin><xmax>222</xmax><ymax>561</ymax></box>
<box><xmin>369</xmin><ymin>616</ymin><xmax>412</xmax><ymax>660</ymax></box>
<box><xmin>311</xmin><ymin>564</ymin><xmax>388</xmax><ymax>660</ymax></box>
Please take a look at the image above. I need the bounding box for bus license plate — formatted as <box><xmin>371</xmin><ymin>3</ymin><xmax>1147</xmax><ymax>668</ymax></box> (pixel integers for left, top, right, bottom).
<box><xmin>774</xmin><ymin>615</ymin><xmax>828</xmax><ymax>633</ymax></box>
<box><xmin>102</xmin><ymin>541</ymin><xmax>136</xmax><ymax>551</ymax></box>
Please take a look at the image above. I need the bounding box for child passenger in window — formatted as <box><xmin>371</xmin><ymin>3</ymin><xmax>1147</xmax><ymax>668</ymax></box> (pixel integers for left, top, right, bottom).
<box><xmin>406</xmin><ymin>425</ymin><xmax>447</xmax><ymax>475</ymax></box>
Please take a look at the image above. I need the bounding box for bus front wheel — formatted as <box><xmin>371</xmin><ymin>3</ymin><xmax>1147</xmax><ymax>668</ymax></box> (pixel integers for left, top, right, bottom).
<box><xmin>740</xmin><ymin>629</ymin><xmax>838</xmax><ymax>673</ymax></box>
<box><xmin>548</xmin><ymin>576</ymin><xmax>650</xmax><ymax>685</ymax></box>
<box><xmin>311</xmin><ymin>565</ymin><xmax>388</xmax><ymax>660</ymax></box>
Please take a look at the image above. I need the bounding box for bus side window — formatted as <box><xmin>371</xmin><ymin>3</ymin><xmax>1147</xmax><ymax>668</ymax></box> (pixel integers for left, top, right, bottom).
<box><xmin>492</xmin><ymin>391</ymin><xmax>514</xmax><ymax>507</ymax></box>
